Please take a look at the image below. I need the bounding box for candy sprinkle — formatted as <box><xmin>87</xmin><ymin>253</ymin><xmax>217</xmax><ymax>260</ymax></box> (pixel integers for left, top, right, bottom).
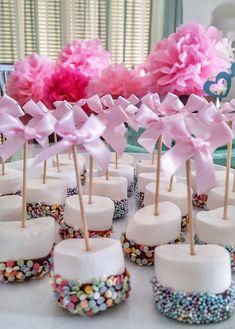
<box><xmin>113</xmin><ymin>199</ymin><xmax>128</xmax><ymax>220</ymax></box>
<box><xmin>151</xmin><ymin>277</ymin><xmax>235</xmax><ymax>324</ymax></box>
<box><xmin>27</xmin><ymin>202</ymin><xmax>64</xmax><ymax>224</ymax></box>
<box><xmin>192</xmin><ymin>193</ymin><xmax>208</xmax><ymax>209</ymax></box>
<box><xmin>135</xmin><ymin>190</ymin><xmax>145</xmax><ymax>209</ymax></box>
<box><xmin>50</xmin><ymin>269</ymin><xmax>131</xmax><ymax>316</ymax></box>
<box><xmin>59</xmin><ymin>221</ymin><xmax>112</xmax><ymax>240</ymax></box>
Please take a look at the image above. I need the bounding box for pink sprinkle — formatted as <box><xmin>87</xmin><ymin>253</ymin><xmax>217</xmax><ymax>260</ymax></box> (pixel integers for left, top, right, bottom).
<box><xmin>70</xmin><ymin>295</ymin><xmax>78</xmax><ymax>303</ymax></box>
<box><xmin>6</xmin><ymin>260</ymin><xmax>14</xmax><ymax>267</ymax></box>
<box><xmin>61</xmin><ymin>280</ymin><xmax>68</xmax><ymax>286</ymax></box>
<box><xmin>67</xmin><ymin>302</ymin><xmax>75</xmax><ymax>310</ymax></box>
<box><xmin>33</xmin><ymin>263</ymin><xmax>40</xmax><ymax>270</ymax></box>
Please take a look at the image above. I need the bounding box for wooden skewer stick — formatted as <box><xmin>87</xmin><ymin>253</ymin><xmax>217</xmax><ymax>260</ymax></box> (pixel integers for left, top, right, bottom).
<box><xmin>21</xmin><ymin>142</ymin><xmax>28</xmax><ymax>229</ymax></box>
<box><xmin>105</xmin><ymin>141</ymin><xmax>109</xmax><ymax>180</ymax></box>
<box><xmin>223</xmin><ymin>121</ymin><xmax>232</xmax><ymax>220</ymax></box>
<box><xmin>168</xmin><ymin>175</ymin><xmax>174</xmax><ymax>192</ymax></box>
<box><xmin>233</xmin><ymin>170</ymin><xmax>235</xmax><ymax>193</ymax></box>
<box><xmin>42</xmin><ymin>160</ymin><xmax>47</xmax><ymax>184</ymax></box>
<box><xmin>68</xmin><ymin>148</ymin><xmax>72</xmax><ymax>160</ymax></box>
<box><xmin>154</xmin><ymin>137</ymin><xmax>162</xmax><ymax>216</ymax></box>
<box><xmin>1</xmin><ymin>134</ymin><xmax>5</xmax><ymax>176</ymax></box>
<box><xmin>53</xmin><ymin>132</ymin><xmax>60</xmax><ymax>172</ymax></box>
<box><xmin>186</xmin><ymin>159</ymin><xmax>196</xmax><ymax>256</ymax></box>
<box><xmin>72</xmin><ymin>145</ymin><xmax>90</xmax><ymax>251</ymax></box>
<box><xmin>88</xmin><ymin>155</ymin><xmax>93</xmax><ymax>204</ymax></box>
<box><xmin>151</xmin><ymin>150</ymin><xmax>155</xmax><ymax>165</ymax></box>
<box><xmin>115</xmin><ymin>152</ymin><xmax>118</xmax><ymax>169</ymax></box>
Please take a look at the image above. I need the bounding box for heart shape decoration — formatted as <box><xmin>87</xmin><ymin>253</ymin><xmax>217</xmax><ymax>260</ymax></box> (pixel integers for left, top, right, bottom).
<box><xmin>204</xmin><ymin>71</ymin><xmax>232</xmax><ymax>100</ymax></box>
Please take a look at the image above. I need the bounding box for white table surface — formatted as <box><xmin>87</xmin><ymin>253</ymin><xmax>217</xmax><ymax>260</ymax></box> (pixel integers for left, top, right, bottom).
<box><xmin>1</xmin><ymin>153</ymin><xmax>234</xmax><ymax>329</ymax></box>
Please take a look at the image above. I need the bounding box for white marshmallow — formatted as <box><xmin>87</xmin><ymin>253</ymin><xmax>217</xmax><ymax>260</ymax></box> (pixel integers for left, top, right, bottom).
<box><xmin>98</xmin><ymin>163</ymin><xmax>134</xmax><ymax>184</ymax></box>
<box><xmin>42</xmin><ymin>165</ymin><xmax>76</xmax><ymax>188</ymax></box>
<box><xmin>137</xmin><ymin>172</ymin><xmax>156</xmax><ymax>192</ymax></box>
<box><xmin>52</xmin><ymin>153</ymin><xmax>86</xmax><ymax>174</ymax></box>
<box><xmin>126</xmin><ymin>203</ymin><xmax>181</xmax><ymax>246</ymax></box>
<box><xmin>136</xmin><ymin>159</ymin><xmax>157</xmax><ymax>176</ymax></box>
<box><xmin>144</xmin><ymin>182</ymin><xmax>189</xmax><ymax>216</ymax></box>
<box><xmin>0</xmin><ymin>195</ymin><xmax>22</xmax><ymax>222</ymax></box>
<box><xmin>26</xmin><ymin>178</ymin><xmax>67</xmax><ymax>205</ymax></box>
<box><xmin>196</xmin><ymin>206</ymin><xmax>235</xmax><ymax>246</ymax></box>
<box><xmin>155</xmin><ymin>244</ymin><xmax>231</xmax><ymax>294</ymax></box>
<box><xmin>0</xmin><ymin>169</ymin><xmax>22</xmax><ymax>195</ymax></box>
<box><xmin>54</xmin><ymin>238</ymin><xmax>125</xmax><ymax>282</ymax></box>
<box><xmin>0</xmin><ymin>217</ymin><xmax>55</xmax><ymax>261</ymax></box>
<box><xmin>63</xmin><ymin>195</ymin><xmax>114</xmax><ymax>230</ymax></box>
<box><xmin>207</xmin><ymin>187</ymin><xmax>235</xmax><ymax>210</ymax></box>
<box><xmin>110</xmin><ymin>152</ymin><xmax>134</xmax><ymax>165</ymax></box>
<box><xmin>191</xmin><ymin>170</ymin><xmax>233</xmax><ymax>194</ymax></box>
<box><xmin>84</xmin><ymin>176</ymin><xmax>127</xmax><ymax>201</ymax></box>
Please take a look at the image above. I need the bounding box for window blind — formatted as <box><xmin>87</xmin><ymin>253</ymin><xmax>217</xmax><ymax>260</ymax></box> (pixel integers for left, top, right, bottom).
<box><xmin>0</xmin><ymin>0</ymin><xmax>153</xmax><ymax>67</ymax></box>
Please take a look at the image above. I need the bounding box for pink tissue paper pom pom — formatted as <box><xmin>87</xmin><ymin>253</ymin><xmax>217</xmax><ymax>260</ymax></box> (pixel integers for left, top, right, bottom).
<box><xmin>87</xmin><ymin>63</ymin><xmax>151</xmax><ymax>98</ymax></box>
<box><xmin>57</xmin><ymin>38</ymin><xmax>111</xmax><ymax>78</ymax></box>
<box><xmin>5</xmin><ymin>54</ymin><xmax>54</xmax><ymax>106</ymax></box>
<box><xmin>43</xmin><ymin>66</ymin><xmax>90</xmax><ymax>107</ymax></box>
<box><xmin>142</xmin><ymin>23</ymin><xmax>233</xmax><ymax>96</ymax></box>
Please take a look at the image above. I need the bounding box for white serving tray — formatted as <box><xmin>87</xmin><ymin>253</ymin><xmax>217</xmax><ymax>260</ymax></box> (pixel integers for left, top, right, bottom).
<box><xmin>1</xmin><ymin>153</ymin><xmax>234</xmax><ymax>329</ymax></box>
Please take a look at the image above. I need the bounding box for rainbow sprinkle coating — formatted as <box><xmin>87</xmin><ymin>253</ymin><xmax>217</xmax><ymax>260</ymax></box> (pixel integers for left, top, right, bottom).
<box><xmin>152</xmin><ymin>277</ymin><xmax>235</xmax><ymax>324</ymax></box>
<box><xmin>195</xmin><ymin>235</ymin><xmax>235</xmax><ymax>272</ymax></box>
<box><xmin>181</xmin><ymin>214</ymin><xmax>189</xmax><ymax>229</ymax></box>
<box><xmin>50</xmin><ymin>269</ymin><xmax>131</xmax><ymax>316</ymax></box>
<box><xmin>135</xmin><ymin>190</ymin><xmax>144</xmax><ymax>208</ymax></box>
<box><xmin>1</xmin><ymin>190</ymin><xmax>21</xmax><ymax>197</ymax></box>
<box><xmin>0</xmin><ymin>253</ymin><xmax>52</xmax><ymax>283</ymax></box>
<box><xmin>27</xmin><ymin>202</ymin><xmax>64</xmax><ymax>224</ymax></box>
<box><xmin>59</xmin><ymin>221</ymin><xmax>112</xmax><ymax>239</ymax></box>
<box><xmin>113</xmin><ymin>199</ymin><xmax>128</xmax><ymax>220</ymax></box>
<box><xmin>192</xmin><ymin>193</ymin><xmax>208</xmax><ymax>209</ymax></box>
<box><xmin>120</xmin><ymin>232</ymin><xmax>185</xmax><ymax>266</ymax></box>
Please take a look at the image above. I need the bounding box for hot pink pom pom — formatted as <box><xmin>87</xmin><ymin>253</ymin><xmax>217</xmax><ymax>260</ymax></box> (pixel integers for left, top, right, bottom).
<box><xmin>57</xmin><ymin>39</ymin><xmax>111</xmax><ymax>78</ymax></box>
<box><xmin>87</xmin><ymin>63</ymin><xmax>150</xmax><ymax>98</ymax></box>
<box><xmin>5</xmin><ymin>54</ymin><xmax>54</xmax><ymax>106</ymax></box>
<box><xmin>142</xmin><ymin>23</ymin><xmax>233</xmax><ymax>96</ymax></box>
<box><xmin>43</xmin><ymin>66</ymin><xmax>90</xmax><ymax>107</ymax></box>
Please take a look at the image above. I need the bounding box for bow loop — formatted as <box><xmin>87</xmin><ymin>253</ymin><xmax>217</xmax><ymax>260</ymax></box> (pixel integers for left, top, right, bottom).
<box><xmin>0</xmin><ymin>95</ymin><xmax>24</xmax><ymax>117</ymax></box>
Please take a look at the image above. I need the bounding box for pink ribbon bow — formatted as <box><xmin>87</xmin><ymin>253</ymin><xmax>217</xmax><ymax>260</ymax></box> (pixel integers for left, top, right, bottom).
<box><xmin>141</xmin><ymin>93</ymin><xmax>160</xmax><ymax>113</ymax></box>
<box><xmin>135</xmin><ymin>104</ymin><xmax>172</xmax><ymax>153</ymax></box>
<box><xmin>33</xmin><ymin>111</ymin><xmax>110</xmax><ymax>170</ymax></box>
<box><xmin>114</xmin><ymin>96</ymin><xmax>140</xmax><ymax>131</ymax></box>
<box><xmin>157</xmin><ymin>93</ymin><xmax>184</xmax><ymax>116</ymax></box>
<box><xmin>0</xmin><ymin>95</ymin><xmax>24</xmax><ymax>117</ymax></box>
<box><xmin>86</xmin><ymin>95</ymin><xmax>128</xmax><ymax>155</ymax></box>
<box><xmin>161</xmin><ymin>115</ymin><xmax>233</xmax><ymax>194</ymax></box>
<box><xmin>221</xmin><ymin>100</ymin><xmax>235</xmax><ymax>123</ymax></box>
<box><xmin>0</xmin><ymin>113</ymin><xmax>54</xmax><ymax>161</ymax></box>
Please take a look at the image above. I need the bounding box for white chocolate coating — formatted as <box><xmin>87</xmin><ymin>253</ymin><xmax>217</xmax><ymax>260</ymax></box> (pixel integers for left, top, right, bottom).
<box><xmin>136</xmin><ymin>159</ymin><xmax>157</xmax><ymax>176</ymax></box>
<box><xmin>196</xmin><ymin>206</ymin><xmax>235</xmax><ymax>246</ymax></box>
<box><xmin>126</xmin><ymin>202</ymin><xmax>181</xmax><ymax>246</ymax></box>
<box><xmin>63</xmin><ymin>195</ymin><xmax>114</xmax><ymax>230</ymax></box>
<box><xmin>98</xmin><ymin>164</ymin><xmax>134</xmax><ymax>183</ymax></box>
<box><xmin>155</xmin><ymin>244</ymin><xmax>231</xmax><ymax>294</ymax></box>
<box><xmin>0</xmin><ymin>195</ymin><xmax>22</xmax><ymax>222</ymax></box>
<box><xmin>0</xmin><ymin>169</ymin><xmax>22</xmax><ymax>195</ymax></box>
<box><xmin>110</xmin><ymin>152</ymin><xmax>134</xmax><ymax>165</ymax></box>
<box><xmin>191</xmin><ymin>170</ymin><xmax>233</xmax><ymax>194</ymax></box>
<box><xmin>207</xmin><ymin>187</ymin><xmax>235</xmax><ymax>210</ymax></box>
<box><xmin>84</xmin><ymin>176</ymin><xmax>127</xmax><ymax>201</ymax></box>
<box><xmin>0</xmin><ymin>217</ymin><xmax>55</xmax><ymax>261</ymax></box>
<box><xmin>26</xmin><ymin>178</ymin><xmax>67</xmax><ymax>205</ymax></box>
<box><xmin>144</xmin><ymin>182</ymin><xmax>189</xmax><ymax>216</ymax></box>
<box><xmin>52</xmin><ymin>153</ymin><xmax>86</xmax><ymax>174</ymax></box>
<box><xmin>54</xmin><ymin>238</ymin><xmax>125</xmax><ymax>282</ymax></box>
<box><xmin>42</xmin><ymin>165</ymin><xmax>76</xmax><ymax>188</ymax></box>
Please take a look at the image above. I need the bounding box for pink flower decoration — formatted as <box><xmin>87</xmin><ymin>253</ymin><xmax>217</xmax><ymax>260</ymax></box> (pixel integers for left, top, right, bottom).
<box><xmin>43</xmin><ymin>66</ymin><xmax>90</xmax><ymax>107</ymax></box>
<box><xmin>57</xmin><ymin>39</ymin><xmax>111</xmax><ymax>78</ymax></box>
<box><xmin>6</xmin><ymin>54</ymin><xmax>54</xmax><ymax>106</ymax></box>
<box><xmin>87</xmin><ymin>63</ymin><xmax>150</xmax><ymax>98</ymax></box>
<box><xmin>143</xmin><ymin>23</ymin><xmax>232</xmax><ymax>96</ymax></box>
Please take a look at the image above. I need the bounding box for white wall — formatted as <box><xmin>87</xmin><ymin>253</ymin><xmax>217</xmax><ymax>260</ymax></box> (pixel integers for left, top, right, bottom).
<box><xmin>183</xmin><ymin>0</ymin><xmax>235</xmax><ymax>27</ymax></box>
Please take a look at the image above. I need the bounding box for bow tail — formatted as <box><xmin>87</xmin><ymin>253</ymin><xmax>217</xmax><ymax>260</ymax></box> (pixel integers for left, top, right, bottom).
<box><xmin>138</xmin><ymin>126</ymin><xmax>161</xmax><ymax>153</ymax></box>
<box><xmin>194</xmin><ymin>151</ymin><xmax>215</xmax><ymax>194</ymax></box>
<box><xmin>103</xmin><ymin>130</ymin><xmax>126</xmax><ymax>156</ymax></box>
<box><xmin>33</xmin><ymin>140</ymin><xmax>71</xmax><ymax>166</ymax></box>
<box><xmin>0</xmin><ymin>137</ymin><xmax>24</xmax><ymax>161</ymax></box>
<box><xmin>84</xmin><ymin>139</ymin><xmax>110</xmax><ymax>170</ymax></box>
